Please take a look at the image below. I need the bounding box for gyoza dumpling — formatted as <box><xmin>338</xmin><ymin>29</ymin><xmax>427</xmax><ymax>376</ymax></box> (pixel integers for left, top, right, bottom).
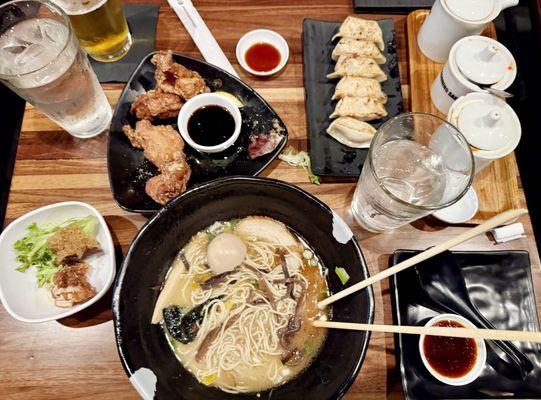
<box><xmin>332</xmin><ymin>16</ymin><xmax>384</xmax><ymax>51</ymax></box>
<box><xmin>330</xmin><ymin>96</ymin><xmax>388</xmax><ymax>122</ymax></box>
<box><xmin>327</xmin><ymin>55</ymin><xmax>387</xmax><ymax>82</ymax></box>
<box><xmin>332</xmin><ymin>77</ymin><xmax>388</xmax><ymax>103</ymax></box>
<box><xmin>326</xmin><ymin>117</ymin><xmax>376</xmax><ymax>148</ymax></box>
<box><xmin>331</xmin><ymin>38</ymin><xmax>386</xmax><ymax>64</ymax></box>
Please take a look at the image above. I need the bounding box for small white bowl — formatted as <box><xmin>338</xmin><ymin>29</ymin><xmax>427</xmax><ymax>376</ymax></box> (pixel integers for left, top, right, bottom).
<box><xmin>433</xmin><ymin>187</ymin><xmax>479</xmax><ymax>224</ymax></box>
<box><xmin>178</xmin><ymin>93</ymin><xmax>242</xmax><ymax>154</ymax></box>
<box><xmin>236</xmin><ymin>29</ymin><xmax>289</xmax><ymax>76</ymax></box>
<box><xmin>0</xmin><ymin>202</ymin><xmax>116</xmax><ymax>323</ymax></box>
<box><xmin>419</xmin><ymin>313</ymin><xmax>486</xmax><ymax>386</ymax></box>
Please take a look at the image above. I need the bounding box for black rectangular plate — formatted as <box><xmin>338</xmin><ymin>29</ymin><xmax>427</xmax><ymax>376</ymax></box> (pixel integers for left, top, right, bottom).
<box><xmin>391</xmin><ymin>250</ymin><xmax>541</xmax><ymax>399</ymax></box>
<box><xmin>353</xmin><ymin>0</ymin><xmax>434</xmax><ymax>13</ymax></box>
<box><xmin>302</xmin><ymin>18</ymin><xmax>404</xmax><ymax>179</ymax></box>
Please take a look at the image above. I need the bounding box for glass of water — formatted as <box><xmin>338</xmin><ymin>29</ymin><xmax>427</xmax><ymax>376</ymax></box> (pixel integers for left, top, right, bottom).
<box><xmin>0</xmin><ymin>0</ymin><xmax>112</xmax><ymax>138</ymax></box>
<box><xmin>351</xmin><ymin>112</ymin><xmax>474</xmax><ymax>232</ymax></box>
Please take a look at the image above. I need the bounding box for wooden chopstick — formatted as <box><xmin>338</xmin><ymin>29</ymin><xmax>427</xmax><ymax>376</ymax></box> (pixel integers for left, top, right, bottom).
<box><xmin>317</xmin><ymin>208</ymin><xmax>528</xmax><ymax>309</ymax></box>
<box><xmin>313</xmin><ymin>321</ymin><xmax>541</xmax><ymax>343</ymax></box>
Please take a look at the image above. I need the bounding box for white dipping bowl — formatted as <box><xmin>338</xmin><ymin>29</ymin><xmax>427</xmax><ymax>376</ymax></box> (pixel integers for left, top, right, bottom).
<box><xmin>178</xmin><ymin>93</ymin><xmax>242</xmax><ymax>154</ymax></box>
<box><xmin>236</xmin><ymin>29</ymin><xmax>289</xmax><ymax>77</ymax></box>
<box><xmin>433</xmin><ymin>187</ymin><xmax>479</xmax><ymax>224</ymax></box>
<box><xmin>419</xmin><ymin>313</ymin><xmax>486</xmax><ymax>386</ymax></box>
<box><xmin>0</xmin><ymin>202</ymin><xmax>115</xmax><ymax>323</ymax></box>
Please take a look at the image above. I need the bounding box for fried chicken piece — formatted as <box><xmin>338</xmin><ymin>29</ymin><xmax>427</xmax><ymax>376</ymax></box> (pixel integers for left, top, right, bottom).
<box><xmin>123</xmin><ymin>120</ymin><xmax>192</xmax><ymax>204</ymax></box>
<box><xmin>130</xmin><ymin>90</ymin><xmax>183</xmax><ymax>121</ymax></box>
<box><xmin>52</xmin><ymin>262</ymin><xmax>97</xmax><ymax>308</ymax></box>
<box><xmin>48</xmin><ymin>224</ymin><xmax>99</xmax><ymax>265</ymax></box>
<box><xmin>151</xmin><ymin>50</ymin><xmax>210</xmax><ymax>100</ymax></box>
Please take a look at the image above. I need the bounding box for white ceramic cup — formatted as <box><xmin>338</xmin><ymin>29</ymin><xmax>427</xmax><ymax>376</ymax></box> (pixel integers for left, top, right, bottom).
<box><xmin>430</xmin><ymin>36</ymin><xmax>516</xmax><ymax>115</ymax></box>
<box><xmin>418</xmin><ymin>0</ymin><xmax>518</xmax><ymax>63</ymax></box>
<box><xmin>419</xmin><ymin>313</ymin><xmax>487</xmax><ymax>386</ymax></box>
<box><xmin>178</xmin><ymin>93</ymin><xmax>242</xmax><ymax>154</ymax></box>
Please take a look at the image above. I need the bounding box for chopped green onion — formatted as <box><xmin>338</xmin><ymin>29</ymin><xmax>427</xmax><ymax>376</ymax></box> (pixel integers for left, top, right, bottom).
<box><xmin>309</xmin><ymin>258</ymin><xmax>318</xmax><ymax>267</ymax></box>
<box><xmin>169</xmin><ymin>336</ymin><xmax>179</xmax><ymax>349</ymax></box>
<box><xmin>304</xmin><ymin>342</ymin><xmax>316</xmax><ymax>357</ymax></box>
<box><xmin>207</xmin><ymin>232</ymin><xmax>216</xmax><ymax>241</ymax></box>
<box><xmin>334</xmin><ymin>267</ymin><xmax>350</xmax><ymax>285</ymax></box>
<box><xmin>302</xmin><ymin>249</ymin><xmax>313</xmax><ymax>260</ymax></box>
<box><xmin>321</xmin><ymin>286</ymin><xmax>330</xmax><ymax>298</ymax></box>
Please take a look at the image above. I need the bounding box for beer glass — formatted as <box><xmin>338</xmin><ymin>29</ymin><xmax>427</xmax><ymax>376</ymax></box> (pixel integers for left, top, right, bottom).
<box><xmin>0</xmin><ymin>0</ymin><xmax>112</xmax><ymax>138</ymax></box>
<box><xmin>351</xmin><ymin>113</ymin><xmax>474</xmax><ymax>232</ymax></box>
<box><xmin>52</xmin><ymin>0</ymin><xmax>131</xmax><ymax>62</ymax></box>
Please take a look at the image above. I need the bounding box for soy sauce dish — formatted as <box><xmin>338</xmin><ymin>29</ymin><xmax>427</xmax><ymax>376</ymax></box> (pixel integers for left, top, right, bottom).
<box><xmin>419</xmin><ymin>314</ymin><xmax>486</xmax><ymax>386</ymax></box>
<box><xmin>178</xmin><ymin>93</ymin><xmax>242</xmax><ymax>154</ymax></box>
<box><xmin>236</xmin><ymin>29</ymin><xmax>289</xmax><ymax>76</ymax></box>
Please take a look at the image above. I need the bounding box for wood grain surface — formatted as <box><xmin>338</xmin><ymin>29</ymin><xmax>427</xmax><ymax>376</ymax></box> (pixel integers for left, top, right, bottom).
<box><xmin>407</xmin><ymin>10</ymin><xmax>521</xmax><ymax>224</ymax></box>
<box><xmin>1</xmin><ymin>1</ymin><xmax>540</xmax><ymax>399</ymax></box>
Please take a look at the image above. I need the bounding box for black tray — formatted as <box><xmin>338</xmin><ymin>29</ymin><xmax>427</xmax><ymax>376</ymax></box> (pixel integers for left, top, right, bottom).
<box><xmin>391</xmin><ymin>250</ymin><xmax>541</xmax><ymax>399</ymax></box>
<box><xmin>302</xmin><ymin>18</ymin><xmax>404</xmax><ymax>179</ymax></box>
<box><xmin>353</xmin><ymin>0</ymin><xmax>434</xmax><ymax>13</ymax></box>
<box><xmin>108</xmin><ymin>52</ymin><xmax>287</xmax><ymax>214</ymax></box>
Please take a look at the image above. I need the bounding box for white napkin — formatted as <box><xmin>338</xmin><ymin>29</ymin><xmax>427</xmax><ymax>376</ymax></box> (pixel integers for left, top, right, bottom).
<box><xmin>491</xmin><ymin>222</ymin><xmax>525</xmax><ymax>243</ymax></box>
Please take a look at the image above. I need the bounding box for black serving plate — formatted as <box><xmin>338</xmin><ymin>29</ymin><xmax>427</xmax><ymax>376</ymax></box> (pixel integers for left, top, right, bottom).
<box><xmin>108</xmin><ymin>52</ymin><xmax>287</xmax><ymax>213</ymax></box>
<box><xmin>302</xmin><ymin>18</ymin><xmax>404</xmax><ymax>179</ymax></box>
<box><xmin>391</xmin><ymin>250</ymin><xmax>541</xmax><ymax>399</ymax></box>
<box><xmin>113</xmin><ymin>176</ymin><xmax>374</xmax><ymax>400</ymax></box>
<box><xmin>353</xmin><ymin>0</ymin><xmax>434</xmax><ymax>13</ymax></box>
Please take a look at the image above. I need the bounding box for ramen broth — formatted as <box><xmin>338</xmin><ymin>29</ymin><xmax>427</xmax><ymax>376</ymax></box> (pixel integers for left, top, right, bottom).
<box><xmin>152</xmin><ymin>216</ymin><xmax>329</xmax><ymax>393</ymax></box>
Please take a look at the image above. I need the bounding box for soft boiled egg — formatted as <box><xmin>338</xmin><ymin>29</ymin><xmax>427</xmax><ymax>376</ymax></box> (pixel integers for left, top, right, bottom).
<box><xmin>207</xmin><ymin>232</ymin><xmax>247</xmax><ymax>274</ymax></box>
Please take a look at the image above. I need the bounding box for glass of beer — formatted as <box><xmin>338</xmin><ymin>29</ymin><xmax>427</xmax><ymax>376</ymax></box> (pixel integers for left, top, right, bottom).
<box><xmin>0</xmin><ymin>0</ymin><xmax>112</xmax><ymax>138</ymax></box>
<box><xmin>52</xmin><ymin>0</ymin><xmax>131</xmax><ymax>62</ymax></box>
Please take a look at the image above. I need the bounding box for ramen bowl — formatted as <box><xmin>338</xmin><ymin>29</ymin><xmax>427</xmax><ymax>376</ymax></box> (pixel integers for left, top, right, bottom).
<box><xmin>112</xmin><ymin>176</ymin><xmax>374</xmax><ymax>399</ymax></box>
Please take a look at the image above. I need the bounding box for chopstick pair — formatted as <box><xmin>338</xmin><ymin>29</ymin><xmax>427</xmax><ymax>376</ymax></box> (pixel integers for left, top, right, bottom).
<box><xmin>314</xmin><ymin>208</ymin><xmax>541</xmax><ymax>343</ymax></box>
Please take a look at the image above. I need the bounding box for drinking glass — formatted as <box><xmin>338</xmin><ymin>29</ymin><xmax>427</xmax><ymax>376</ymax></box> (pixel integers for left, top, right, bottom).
<box><xmin>351</xmin><ymin>112</ymin><xmax>474</xmax><ymax>232</ymax></box>
<box><xmin>51</xmin><ymin>0</ymin><xmax>131</xmax><ymax>62</ymax></box>
<box><xmin>0</xmin><ymin>0</ymin><xmax>112</xmax><ymax>138</ymax></box>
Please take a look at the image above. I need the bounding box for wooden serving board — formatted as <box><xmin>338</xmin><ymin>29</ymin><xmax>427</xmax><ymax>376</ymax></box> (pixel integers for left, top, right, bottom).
<box><xmin>407</xmin><ymin>9</ymin><xmax>521</xmax><ymax>224</ymax></box>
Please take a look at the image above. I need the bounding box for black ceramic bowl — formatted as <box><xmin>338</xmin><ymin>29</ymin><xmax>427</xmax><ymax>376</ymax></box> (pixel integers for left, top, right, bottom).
<box><xmin>112</xmin><ymin>177</ymin><xmax>374</xmax><ymax>400</ymax></box>
<box><xmin>108</xmin><ymin>52</ymin><xmax>287</xmax><ymax>214</ymax></box>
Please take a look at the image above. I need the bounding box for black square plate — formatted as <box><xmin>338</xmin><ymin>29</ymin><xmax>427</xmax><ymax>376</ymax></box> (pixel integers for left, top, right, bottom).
<box><xmin>108</xmin><ymin>52</ymin><xmax>287</xmax><ymax>213</ymax></box>
<box><xmin>391</xmin><ymin>250</ymin><xmax>541</xmax><ymax>399</ymax></box>
<box><xmin>302</xmin><ymin>18</ymin><xmax>404</xmax><ymax>179</ymax></box>
<box><xmin>353</xmin><ymin>0</ymin><xmax>434</xmax><ymax>13</ymax></box>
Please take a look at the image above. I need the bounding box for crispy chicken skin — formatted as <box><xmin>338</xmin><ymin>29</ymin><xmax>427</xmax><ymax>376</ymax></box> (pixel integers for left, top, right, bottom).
<box><xmin>130</xmin><ymin>90</ymin><xmax>183</xmax><ymax>120</ymax></box>
<box><xmin>52</xmin><ymin>262</ymin><xmax>97</xmax><ymax>308</ymax></box>
<box><xmin>123</xmin><ymin>120</ymin><xmax>191</xmax><ymax>204</ymax></box>
<box><xmin>151</xmin><ymin>50</ymin><xmax>210</xmax><ymax>100</ymax></box>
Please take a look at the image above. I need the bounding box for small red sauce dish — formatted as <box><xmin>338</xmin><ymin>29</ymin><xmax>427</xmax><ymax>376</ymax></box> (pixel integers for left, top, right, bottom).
<box><xmin>236</xmin><ymin>29</ymin><xmax>289</xmax><ymax>77</ymax></box>
<box><xmin>419</xmin><ymin>314</ymin><xmax>486</xmax><ymax>386</ymax></box>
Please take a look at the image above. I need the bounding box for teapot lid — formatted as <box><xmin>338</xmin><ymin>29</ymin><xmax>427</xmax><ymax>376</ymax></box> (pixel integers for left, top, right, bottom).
<box><xmin>456</xmin><ymin>95</ymin><xmax>517</xmax><ymax>151</ymax></box>
<box><xmin>455</xmin><ymin>40</ymin><xmax>507</xmax><ymax>85</ymax></box>
<box><xmin>445</xmin><ymin>0</ymin><xmax>496</xmax><ymax>22</ymax></box>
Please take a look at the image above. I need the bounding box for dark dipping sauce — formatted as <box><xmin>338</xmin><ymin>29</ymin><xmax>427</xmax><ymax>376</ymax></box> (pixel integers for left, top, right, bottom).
<box><xmin>245</xmin><ymin>42</ymin><xmax>281</xmax><ymax>72</ymax></box>
<box><xmin>423</xmin><ymin>320</ymin><xmax>478</xmax><ymax>378</ymax></box>
<box><xmin>187</xmin><ymin>105</ymin><xmax>235</xmax><ymax>147</ymax></box>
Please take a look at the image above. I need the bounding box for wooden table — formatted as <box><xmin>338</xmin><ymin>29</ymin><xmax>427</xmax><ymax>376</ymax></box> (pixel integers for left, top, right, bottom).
<box><xmin>2</xmin><ymin>1</ymin><xmax>540</xmax><ymax>399</ymax></box>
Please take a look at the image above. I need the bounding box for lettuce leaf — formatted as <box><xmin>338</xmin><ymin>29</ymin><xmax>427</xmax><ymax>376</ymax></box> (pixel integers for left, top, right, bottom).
<box><xmin>13</xmin><ymin>215</ymin><xmax>98</xmax><ymax>287</ymax></box>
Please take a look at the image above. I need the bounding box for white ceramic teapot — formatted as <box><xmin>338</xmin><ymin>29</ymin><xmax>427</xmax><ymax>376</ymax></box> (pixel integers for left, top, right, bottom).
<box><xmin>418</xmin><ymin>0</ymin><xmax>519</xmax><ymax>63</ymax></box>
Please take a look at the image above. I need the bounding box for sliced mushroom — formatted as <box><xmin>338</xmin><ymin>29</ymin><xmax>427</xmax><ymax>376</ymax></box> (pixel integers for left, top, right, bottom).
<box><xmin>196</xmin><ymin>325</ymin><xmax>222</xmax><ymax>362</ymax></box>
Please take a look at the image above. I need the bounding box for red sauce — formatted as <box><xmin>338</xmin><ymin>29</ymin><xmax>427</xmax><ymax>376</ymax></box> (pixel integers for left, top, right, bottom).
<box><xmin>245</xmin><ymin>42</ymin><xmax>281</xmax><ymax>72</ymax></box>
<box><xmin>423</xmin><ymin>320</ymin><xmax>478</xmax><ymax>378</ymax></box>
